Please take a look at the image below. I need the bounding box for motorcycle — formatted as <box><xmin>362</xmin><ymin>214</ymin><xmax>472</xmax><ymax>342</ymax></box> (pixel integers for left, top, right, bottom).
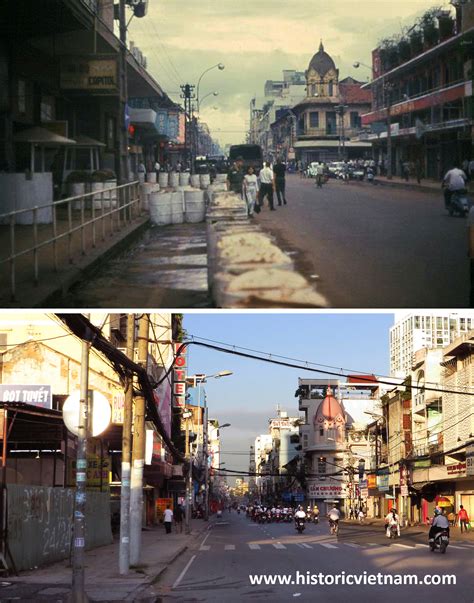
<box><xmin>387</xmin><ymin>523</ymin><xmax>399</xmax><ymax>539</ymax></box>
<box><xmin>313</xmin><ymin>514</ymin><xmax>319</xmax><ymax>525</ymax></box>
<box><xmin>445</xmin><ymin>188</ymin><xmax>469</xmax><ymax>217</ymax></box>
<box><xmin>329</xmin><ymin>518</ymin><xmax>339</xmax><ymax>535</ymax></box>
<box><xmin>430</xmin><ymin>530</ymin><xmax>449</xmax><ymax>554</ymax></box>
<box><xmin>295</xmin><ymin>517</ymin><xmax>305</xmax><ymax>533</ymax></box>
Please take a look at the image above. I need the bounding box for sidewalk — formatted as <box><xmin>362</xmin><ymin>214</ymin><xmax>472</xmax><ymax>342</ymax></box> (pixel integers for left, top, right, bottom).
<box><xmin>1</xmin><ymin>520</ymin><xmax>208</xmax><ymax>602</ymax></box>
<box><xmin>344</xmin><ymin>518</ymin><xmax>474</xmax><ymax>542</ymax></box>
<box><xmin>366</xmin><ymin>174</ymin><xmax>474</xmax><ymax>195</ymax></box>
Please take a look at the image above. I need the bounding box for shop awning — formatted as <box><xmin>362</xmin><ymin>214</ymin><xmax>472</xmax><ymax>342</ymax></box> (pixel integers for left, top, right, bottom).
<box><xmin>14</xmin><ymin>127</ymin><xmax>77</xmax><ymax>146</ymax></box>
<box><xmin>73</xmin><ymin>135</ymin><xmax>106</xmax><ymax>148</ymax></box>
<box><xmin>294</xmin><ymin>140</ymin><xmax>372</xmax><ymax>148</ymax></box>
<box><xmin>129</xmin><ymin>108</ymin><xmax>158</xmax><ymax>131</ymax></box>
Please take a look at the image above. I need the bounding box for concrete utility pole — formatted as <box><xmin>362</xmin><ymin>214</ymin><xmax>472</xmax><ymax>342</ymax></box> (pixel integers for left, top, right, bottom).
<box><xmin>180</xmin><ymin>84</ymin><xmax>195</xmax><ymax>172</ymax></box>
<box><xmin>119</xmin><ymin>314</ymin><xmax>135</xmax><ymax>575</ymax></box>
<box><xmin>183</xmin><ymin>409</ymin><xmax>193</xmax><ymax>534</ymax></box>
<box><xmin>117</xmin><ymin>0</ymin><xmax>129</xmax><ymax>183</ymax></box>
<box><xmin>203</xmin><ymin>405</ymin><xmax>209</xmax><ymax>521</ymax></box>
<box><xmin>384</xmin><ymin>80</ymin><xmax>393</xmax><ymax>180</ymax></box>
<box><xmin>130</xmin><ymin>314</ymin><xmax>149</xmax><ymax>566</ymax></box>
<box><xmin>72</xmin><ymin>322</ymin><xmax>91</xmax><ymax>603</ymax></box>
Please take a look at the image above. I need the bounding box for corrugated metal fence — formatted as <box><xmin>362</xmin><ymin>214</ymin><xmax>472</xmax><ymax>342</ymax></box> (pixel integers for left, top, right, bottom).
<box><xmin>8</xmin><ymin>485</ymin><xmax>112</xmax><ymax>571</ymax></box>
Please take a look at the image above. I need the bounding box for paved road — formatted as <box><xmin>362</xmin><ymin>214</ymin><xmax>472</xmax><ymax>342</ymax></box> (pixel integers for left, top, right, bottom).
<box><xmin>257</xmin><ymin>176</ymin><xmax>469</xmax><ymax>307</ymax></box>
<box><xmin>153</xmin><ymin>513</ymin><xmax>473</xmax><ymax>602</ymax></box>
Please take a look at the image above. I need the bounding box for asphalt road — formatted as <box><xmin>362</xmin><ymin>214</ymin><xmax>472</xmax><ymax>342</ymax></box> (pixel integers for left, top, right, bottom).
<box><xmin>153</xmin><ymin>513</ymin><xmax>474</xmax><ymax>602</ymax></box>
<box><xmin>257</xmin><ymin>176</ymin><xmax>470</xmax><ymax>308</ymax></box>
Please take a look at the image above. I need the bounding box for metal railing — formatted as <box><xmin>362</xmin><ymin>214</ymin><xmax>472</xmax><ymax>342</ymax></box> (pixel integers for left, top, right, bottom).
<box><xmin>0</xmin><ymin>181</ymin><xmax>142</xmax><ymax>302</ymax></box>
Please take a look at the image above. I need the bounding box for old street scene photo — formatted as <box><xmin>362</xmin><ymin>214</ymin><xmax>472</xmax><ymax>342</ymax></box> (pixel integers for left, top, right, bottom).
<box><xmin>0</xmin><ymin>0</ymin><xmax>473</xmax><ymax>308</ymax></box>
<box><xmin>0</xmin><ymin>312</ymin><xmax>473</xmax><ymax>601</ymax></box>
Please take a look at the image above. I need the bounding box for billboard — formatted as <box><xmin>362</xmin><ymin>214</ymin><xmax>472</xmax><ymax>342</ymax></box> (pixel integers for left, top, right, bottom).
<box><xmin>0</xmin><ymin>384</ymin><xmax>52</xmax><ymax>409</ymax></box>
<box><xmin>308</xmin><ymin>482</ymin><xmax>347</xmax><ymax>498</ymax></box>
<box><xmin>60</xmin><ymin>57</ymin><xmax>118</xmax><ymax>92</ymax></box>
<box><xmin>173</xmin><ymin>342</ymin><xmax>187</xmax><ymax>407</ymax></box>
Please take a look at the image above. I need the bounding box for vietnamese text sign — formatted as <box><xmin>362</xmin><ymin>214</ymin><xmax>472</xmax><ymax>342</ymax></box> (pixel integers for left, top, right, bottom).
<box><xmin>447</xmin><ymin>462</ymin><xmax>466</xmax><ymax>476</ymax></box>
<box><xmin>173</xmin><ymin>342</ymin><xmax>187</xmax><ymax>407</ymax></box>
<box><xmin>377</xmin><ymin>472</ymin><xmax>389</xmax><ymax>492</ymax></box>
<box><xmin>308</xmin><ymin>482</ymin><xmax>346</xmax><ymax>498</ymax></box>
<box><xmin>0</xmin><ymin>384</ymin><xmax>52</xmax><ymax>408</ymax></box>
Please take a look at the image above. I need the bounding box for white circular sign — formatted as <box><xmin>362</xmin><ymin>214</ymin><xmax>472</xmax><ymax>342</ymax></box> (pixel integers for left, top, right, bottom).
<box><xmin>63</xmin><ymin>390</ymin><xmax>111</xmax><ymax>437</ymax></box>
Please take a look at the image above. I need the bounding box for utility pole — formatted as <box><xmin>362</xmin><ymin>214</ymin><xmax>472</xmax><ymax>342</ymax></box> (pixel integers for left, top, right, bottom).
<box><xmin>130</xmin><ymin>314</ymin><xmax>149</xmax><ymax>566</ymax></box>
<box><xmin>72</xmin><ymin>320</ymin><xmax>91</xmax><ymax>603</ymax></box>
<box><xmin>203</xmin><ymin>404</ymin><xmax>209</xmax><ymax>521</ymax></box>
<box><xmin>180</xmin><ymin>84</ymin><xmax>195</xmax><ymax>173</ymax></box>
<box><xmin>183</xmin><ymin>409</ymin><xmax>192</xmax><ymax>534</ymax></box>
<box><xmin>384</xmin><ymin>80</ymin><xmax>393</xmax><ymax>180</ymax></box>
<box><xmin>119</xmin><ymin>314</ymin><xmax>135</xmax><ymax>575</ymax></box>
<box><xmin>117</xmin><ymin>0</ymin><xmax>129</xmax><ymax>183</ymax></box>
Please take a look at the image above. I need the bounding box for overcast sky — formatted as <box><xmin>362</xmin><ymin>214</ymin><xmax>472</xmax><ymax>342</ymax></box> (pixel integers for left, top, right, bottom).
<box><xmin>184</xmin><ymin>313</ymin><xmax>393</xmax><ymax>483</ymax></box>
<box><xmin>128</xmin><ymin>0</ymin><xmax>448</xmax><ymax>148</ymax></box>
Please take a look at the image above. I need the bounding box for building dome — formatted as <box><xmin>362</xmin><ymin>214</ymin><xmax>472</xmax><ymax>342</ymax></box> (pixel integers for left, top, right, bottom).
<box><xmin>313</xmin><ymin>387</ymin><xmax>345</xmax><ymax>427</ymax></box>
<box><xmin>308</xmin><ymin>41</ymin><xmax>336</xmax><ymax>77</ymax></box>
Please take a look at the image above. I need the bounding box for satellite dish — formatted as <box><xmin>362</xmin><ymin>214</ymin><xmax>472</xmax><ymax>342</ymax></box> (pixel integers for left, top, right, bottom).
<box><xmin>63</xmin><ymin>390</ymin><xmax>111</xmax><ymax>437</ymax></box>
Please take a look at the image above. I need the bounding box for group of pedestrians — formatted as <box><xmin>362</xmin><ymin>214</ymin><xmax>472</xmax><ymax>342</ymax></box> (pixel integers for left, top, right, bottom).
<box><xmin>227</xmin><ymin>156</ymin><xmax>288</xmax><ymax>217</ymax></box>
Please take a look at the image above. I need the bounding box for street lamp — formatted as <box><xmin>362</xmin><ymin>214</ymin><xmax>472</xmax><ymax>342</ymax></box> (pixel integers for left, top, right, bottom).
<box><xmin>188</xmin><ymin>371</ymin><xmax>233</xmax><ymax>521</ymax></box>
<box><xmin>198</xmin><ymin>91</ymin><xmax>219</xmax><ymax>112</ymax></box>
<box><xmin>220</xmin><ymin>423</ymin><xmax>231</xmax><ymax>429</ymax></box>
<box><xmin>196</xmin><ymin>63</ymin><xmax>225</xmax><ymax>114</ymax></box>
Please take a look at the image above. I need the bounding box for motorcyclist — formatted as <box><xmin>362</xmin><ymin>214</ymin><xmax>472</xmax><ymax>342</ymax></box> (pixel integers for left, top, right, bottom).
<box><xmin>429</xmin><ymin>507</ymin><xmax>450</xmax><ymax>542</ymax></box>
<box><xmin>328</xmin><ymin>505</ymin><xmax>340</xmax><ymax>528</ymax></box>
<box><xmin>385</xmin><ymin>507</ymin><xmax>400</xmax><ymax>537</ymax></box>
<box><xmin>295</xmin><ymin>505</ymin><xmax>306</xmax><ymax>521</ymax></box>
<box><xmin>442</xmin><ymin>163</ymin><xmax>467</xmax><ymax>207</ymax></box>
<box><xmin>313</xmin><ymin>504</ymin><xmax>320</xmax><ymax>518</ymax></box>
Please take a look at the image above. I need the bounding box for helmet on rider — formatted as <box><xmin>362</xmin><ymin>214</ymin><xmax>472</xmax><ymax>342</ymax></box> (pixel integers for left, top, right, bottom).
<box><xmin>434</xmin><ymin>507</ymin><xmax>442</xmax><ymax>516</ymax></box>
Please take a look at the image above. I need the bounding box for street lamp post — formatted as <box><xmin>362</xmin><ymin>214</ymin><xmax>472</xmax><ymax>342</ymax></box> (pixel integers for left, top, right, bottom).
<box><xmin>188</xmin><ymin>371</ymin><xmax>233</xmax><ymax>522</ymax></box>
<box><xmin>198</xmin><ymin>91</ymin><xmax>219</xmax><ymax>113</ymax></box>
<box><xmin>196</xmin><ymin>63</ymin><xmax>225</xmax><ymax>112</ymax></box>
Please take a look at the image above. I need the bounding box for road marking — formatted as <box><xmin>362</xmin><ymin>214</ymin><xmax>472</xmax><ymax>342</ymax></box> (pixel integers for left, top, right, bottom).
<box><xmin>225</xmin><ymin>544</ymin><xmax>235</xmax><ymax>551</ymax></box>
<box><xmin>392</xmin><ymin>543</ymin><xmax>412</xmax><ymax>549</ymax></box>
<box><xmin>199</xmin><ymin>531</ymin><xmax>211</xmax><ymax>548</ymax></box>
<box><xmin>301</xmin><ymin>543</ymin><xmax>312</xmax><ymax>549</ymax></box>
<box><xmin>320</xmin><ymin>543</ymin><xmax>338</xmax><ymax>549</ymax></box>
<box><xmin>248</xmin><ymin>544</ymin><xmax>261</xmax><ymax>550</ymax></box>
<box><xmin>273</xmin><ymin>543</ymin><xmax>286</xmax><ymax>549</ymax></box>
<box><xmin>415</xmin><ymin>544</ymin><xmax>428</xmax><ymax>548</ymax></box>
<box><xmin>367</xmin><ymin>543</ymin><xmax>379</xmax><ymax>546</ymax></box>
<box><xmin>172</xmin><ymin>554</ymin><xmax>196</xmax><ymax>590</ymax></box>
<box><xmin>344</xmin><ymin>543</ymin><xmax>361</xmax><ymax>548</ymax></box>
<box><xmin>448</xmin><ymin>545</ymin><xmax>468</xmax><ymax>549</ymax></box>
<box><xmin>199</xmin><ymin>545</ymin><xmax>210</xmax><ymax>551</ymax></box>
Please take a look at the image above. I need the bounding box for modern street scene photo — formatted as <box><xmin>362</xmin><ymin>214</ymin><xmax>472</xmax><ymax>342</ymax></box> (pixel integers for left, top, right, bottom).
<box><xmin>0</xmin><ymin>0</ymin><xmax>473</xmax><ymax>308</ymax></box>
<box><xmin>0</xmin><ymin>311</ymin><xmax>473</xmax><ymax>601</ymax></box>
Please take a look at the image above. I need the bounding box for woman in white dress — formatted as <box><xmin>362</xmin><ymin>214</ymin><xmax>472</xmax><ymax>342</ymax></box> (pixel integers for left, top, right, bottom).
<box><xmin>243</xmin><ymin>166</ymin><xmax>259</xmax><ymax>216</ymax></box>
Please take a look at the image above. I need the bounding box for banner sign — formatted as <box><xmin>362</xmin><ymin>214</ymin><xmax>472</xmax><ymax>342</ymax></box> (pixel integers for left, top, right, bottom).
<box><xmin>308</xmin><ymin>482</ymin><xmax>346</xmax><ymax>498</ymax></box>
<box><xmin>112</xmin><ymin>392</ymin><xmax>125</xmax><ymax>424</ymax></box>
<box><xmin>447</xmin><ymin>462</ymin><xmax>466</xmax><ymax>476</ymax></box>
<box><xmin>173</xmin><ymin>342</ymin><xmax>187</xmax><ymax>407</ymax></box>
<box><xmin>0</xmin><ymin>384</ymin><xmax>52</xmax><ymax>409</ymax></box>
<box><xmin>467</xmin><ymin>444</ymin><xmax>474</xmax><ymax>477</ymax></box>
<box><xmin>60</xmin><ymin>57</ymin><xmax>118</xmax><ymax>92</ymax></box>
<box><xmin>377</xmin><ymin>471</ymin><xmax>389</xmax><ymax>492</ymax></box>
<box><xmin>367</xmin><ymin>473</ymin><xmax>377</xmax><ymax>489</ymax></box>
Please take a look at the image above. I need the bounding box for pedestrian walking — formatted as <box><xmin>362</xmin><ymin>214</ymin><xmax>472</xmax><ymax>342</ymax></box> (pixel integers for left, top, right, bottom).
<box><xmin>243</xmin><ymin>166</ymin><xmax>259</xmax><ymax>216</ymax></box>
<box><xmin>415</xmin><ymin>158</ymin><xmax>422</xmax><ymax>184</ymax></box>
<box><xmin>258</xmin><ymin>161</ymin><xmax>275</xmax><ymax>210</ymax></box>
<box><xmin>174</xmin><ymin>503</ymin><xmax>183</xmax><ymax>533</ymax></box>
<box><xmin>457</xmin><ymin>505</ymin><xmax>470</xmax><ymax>532</ymax></box>
<box><xmin>227</xmin><ymin>157</ymin><xmax>244</xmax><ymax>196</ymax></box>
<box><xmin>163</xmin><ymin>504</ymin><xmax>173</xmax><ymax>534</ymax></box>
<box><xmin>358</xmin><ymin>508</ymin><xmax>365</xmax><ymax>523</ymax></box>
<box><xmin>273</xmin><ymin>157</ymin><xmax>287</xmax><ymax>205</ymax></box>
<box><xmin>402</xmin><ymin>160</ymin><xmax>410</xmax><ymax>181</ymax></box>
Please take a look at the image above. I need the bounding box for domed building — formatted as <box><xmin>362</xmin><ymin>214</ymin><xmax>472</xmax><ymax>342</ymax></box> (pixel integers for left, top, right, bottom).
<box><xmin>270</xmin><ymin>42</ymin><xmax>372</xmax><ymax>165</ymax></box>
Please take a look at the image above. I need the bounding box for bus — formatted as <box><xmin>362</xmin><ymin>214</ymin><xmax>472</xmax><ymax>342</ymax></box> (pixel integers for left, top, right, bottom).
<box><xmin>228</xmin><ymin>144</ymin><xmax>263</xmax><ymax>174</ymax></box>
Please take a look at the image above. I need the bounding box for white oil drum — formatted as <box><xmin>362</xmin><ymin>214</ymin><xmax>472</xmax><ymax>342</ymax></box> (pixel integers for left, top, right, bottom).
<box><xmin>184</xmin><ymin>190</ymin><xmax>206</xmax><ymax>223</ymax></box>
<box><xmin>170</xmin><ymin>191</ymin><xmax>184</xmax><ymax>224</ymax></box>
<box><xmin>190</xmin><ymin>174</ymin><xmax>201</xmax><ymax>188</ymax></box>
<box><xmin>169</xmin><ymin>172</ymin><xmax>180</xmax><ymax>187</ymax></box>
<box><xmin>158</xmin><ymin>172</ymin><xmax>169</xmax><ymax>187</ymax></box>
<box><xmin>179</xmin><ymin>172</ymin><xmax>190</xmax><ymax>186</ymax></box>
<box><xmin>149</xmin><ymin>191</ymin><xmax>172</xmax><ymax>225</ymax></box>
<box><xmin>200</xmin><ymin>174</ymin><xmax>211</xmax><ymax>189</ymax></box>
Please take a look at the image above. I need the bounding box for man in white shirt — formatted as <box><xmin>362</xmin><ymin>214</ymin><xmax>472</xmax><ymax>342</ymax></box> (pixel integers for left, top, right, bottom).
<box><xmin>258</xmin><ymin>162</ymin><xmax>275</xmax><ymax>211</ymax></box>
<box><xmin>163</xmin><ymin>505</ymin><xmax>173</xmax><ymax>534</ymax></box>
<box><xmin>443</xmin><ymin>164</ymin><xmax>467</xmax><ymax>206</ymax></box>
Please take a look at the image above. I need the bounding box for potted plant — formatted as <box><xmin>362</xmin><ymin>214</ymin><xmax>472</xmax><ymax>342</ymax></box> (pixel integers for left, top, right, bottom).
<box><xmin>438</xmin><ymin>11</ymin><xmax>454</xmax><ymax>40</ymax></box>
<box><xmin>421</xmin><ymin>9</ymin><xmax>440</xmax><ymax>48</ymax></box>
<box><xmin>398</xmin><ymin>37</ymin><xmax>411</xmax><ymax>62</ymax></box>
<box><xmin>379</xmin><ymin>38</ymin><xmax>399</xmax><ymax>71</ymax></box>
<box><xmin>409</xmin><ymin>29</ymin><xmax>423</xmax><ymax>56</ymax></box>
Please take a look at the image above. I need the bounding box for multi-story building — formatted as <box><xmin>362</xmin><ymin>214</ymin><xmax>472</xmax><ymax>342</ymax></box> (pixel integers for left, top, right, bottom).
<box><xmin>390</xmin><ymin>311</ymin><xmax>474</xmax><ymax>377</ymax></box>
<box><xmin>270</xmin><ymin>42</ymin><xmax>372</xmax><ymax>165</ymax></box>
<box><xmin>361</xmin><ymin>2</ymin><xmax>474</xmax><ymax>178</ymax></box>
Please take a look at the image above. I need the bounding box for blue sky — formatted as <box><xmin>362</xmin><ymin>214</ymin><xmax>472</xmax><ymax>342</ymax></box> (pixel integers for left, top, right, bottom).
<box><xmin>183</xmin><ymin>312</ymin><xmax>394</xmax><ymax>478</ymax></box>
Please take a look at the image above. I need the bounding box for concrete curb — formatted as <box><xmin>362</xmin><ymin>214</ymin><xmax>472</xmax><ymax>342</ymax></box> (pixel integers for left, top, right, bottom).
<box><xmin>1</xmin><ymin>216</ymin><xmax>150</xmax><ymax>308</ymax></box>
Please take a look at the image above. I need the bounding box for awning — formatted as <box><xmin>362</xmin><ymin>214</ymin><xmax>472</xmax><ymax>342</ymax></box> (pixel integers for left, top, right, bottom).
<box><xmin>294</xmin><ymin>140</ymin><xmax>372</xmax><ymax>148</ymax></box>
<box><xmin>73</xmin><ymin>135</ymin><xmax>106</xmax><ymax>148</ymax></box>
<box><xmin>14</xmin><ymin>127</ymin><xmax>76</xmax><ymax>146</ymax></box>
<box><xmin>129</xmin><ymin>107</ymin><xmax>158</xmax><ymax>130</ymax></box>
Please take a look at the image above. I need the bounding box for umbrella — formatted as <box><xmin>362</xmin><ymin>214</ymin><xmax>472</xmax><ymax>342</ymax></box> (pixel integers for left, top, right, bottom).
<box><xmin>435</xmin><ymin>496</ymin><xmax>453</xmax><ymax>508</ymax></box>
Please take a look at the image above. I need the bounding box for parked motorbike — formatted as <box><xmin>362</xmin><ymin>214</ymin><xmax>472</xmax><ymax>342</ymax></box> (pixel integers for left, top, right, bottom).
<box><xmin>445</xmin><ymin>188</ymin><xmax>469</xmax><ymax>217</ymax></box>
<box><xmin>295</xmin><ymin>517</ymin><xmax>305</xmax><ymax>533</ymax></box>
<box><xmin>430</xmin><ymin>530</ymin><xmax>449</xmax><ymax>554</ymax></box>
